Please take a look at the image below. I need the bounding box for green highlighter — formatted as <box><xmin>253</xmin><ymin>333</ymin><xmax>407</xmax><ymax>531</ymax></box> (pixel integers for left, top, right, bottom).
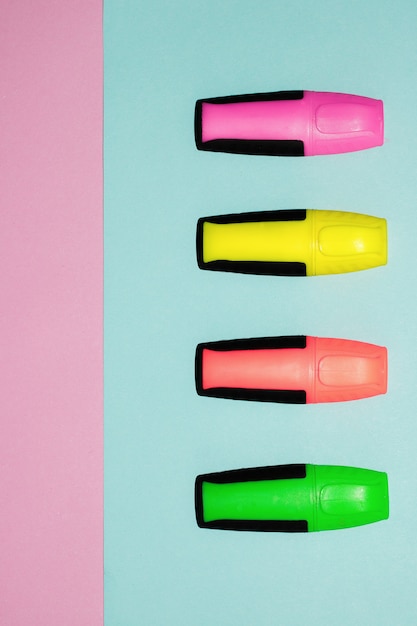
<box><xmin>195</xmin><ymin>464</ymin><xmax>389</xmax><ymax>532</ymax></box>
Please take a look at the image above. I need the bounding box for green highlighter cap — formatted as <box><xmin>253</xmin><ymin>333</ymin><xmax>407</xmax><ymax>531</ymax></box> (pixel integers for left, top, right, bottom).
<box><xmin>195</xmin><ymin>464</ymin><xmax>389</xmax><ymax>532</ymax></box>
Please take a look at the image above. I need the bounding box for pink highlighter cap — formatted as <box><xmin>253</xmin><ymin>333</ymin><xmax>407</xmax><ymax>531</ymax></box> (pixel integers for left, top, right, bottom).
<box><xmin>195</xmin><ymin>90</ymin><xmax>384</xmax><ymax>156</ymax></box>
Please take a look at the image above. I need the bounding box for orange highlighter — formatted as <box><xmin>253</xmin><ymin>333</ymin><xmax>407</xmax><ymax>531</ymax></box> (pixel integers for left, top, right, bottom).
<box><xmin>195</xmin><ymin>336</ymin><xmax>387</xmax><ymax>403</ymax></box>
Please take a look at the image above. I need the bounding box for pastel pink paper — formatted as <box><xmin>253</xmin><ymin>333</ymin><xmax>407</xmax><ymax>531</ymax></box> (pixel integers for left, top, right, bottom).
<box><xmin>0</xmin><ymin>2</ymin><xmax>103</xmax><ymax>625</ymax></box>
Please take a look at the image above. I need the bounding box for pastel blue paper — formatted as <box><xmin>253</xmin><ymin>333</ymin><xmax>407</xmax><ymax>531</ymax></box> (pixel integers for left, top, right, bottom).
<box><xmin>105</xmin><ymin>1</ymin><xmax>417</xmax><ymax>624</ymax></box>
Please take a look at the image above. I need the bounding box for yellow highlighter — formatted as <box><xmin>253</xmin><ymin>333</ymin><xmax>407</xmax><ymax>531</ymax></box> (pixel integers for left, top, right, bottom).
<box><xmin>197</xmin><ymin>209</ymin><xmax>387</xmax><ymax>276</ymax></box>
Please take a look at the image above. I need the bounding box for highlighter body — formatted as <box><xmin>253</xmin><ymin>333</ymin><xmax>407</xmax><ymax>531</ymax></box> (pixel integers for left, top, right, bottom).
<box><xmin>197</xmin><ymin>209</ymin><xmax>387</xmax><ymax>276</ymax></box>
<box><xmin>195</xmin><ymin>464</ymin><xmax>389</xmax><ymax>532</ymax></box>
<box><xmin>195</xmin><ymin>90</ymin><xmax>384</xmax><ymax>156</ymax></box>
<box><xmin>195</xmin><ymin>336</ymin><xmax>387</xmax><ymax>403</ymax></box>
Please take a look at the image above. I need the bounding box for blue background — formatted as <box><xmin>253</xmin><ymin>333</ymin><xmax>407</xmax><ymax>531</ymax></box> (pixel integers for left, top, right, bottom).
<box><xmin>105</xmin><ymin>2</ymin><xmax>417</xmax><ymax>624</ymax></box>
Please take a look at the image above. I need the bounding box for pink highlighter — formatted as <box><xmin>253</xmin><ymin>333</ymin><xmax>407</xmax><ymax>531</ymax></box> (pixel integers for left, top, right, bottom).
<box><xmin>195</xmin><ymin>336</ymin><xmax>387</xmax><ymax>403</ymax></box>
<box><xmin>195</xmin><ymin>90</ymin><xmax>384</xmax><ymax>156</ymax></box>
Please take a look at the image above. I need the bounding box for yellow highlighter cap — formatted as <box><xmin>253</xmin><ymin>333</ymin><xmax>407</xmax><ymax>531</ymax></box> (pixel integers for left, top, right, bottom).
<box><xmin>311</xmin><ymin>210</ymin><xmax>387</xmax><ymax>275</ymax></box>
<box><xmin>197</xmin><ymin>209</ymin><xmax>387</xmax><ymax>276</ymax></box>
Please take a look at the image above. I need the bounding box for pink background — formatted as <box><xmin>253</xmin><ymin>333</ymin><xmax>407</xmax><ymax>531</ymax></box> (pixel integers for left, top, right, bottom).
<box><xmin>0</xmin><ymin>2</ymin><xmax>103</xmax><ymax>624</ymax></box>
